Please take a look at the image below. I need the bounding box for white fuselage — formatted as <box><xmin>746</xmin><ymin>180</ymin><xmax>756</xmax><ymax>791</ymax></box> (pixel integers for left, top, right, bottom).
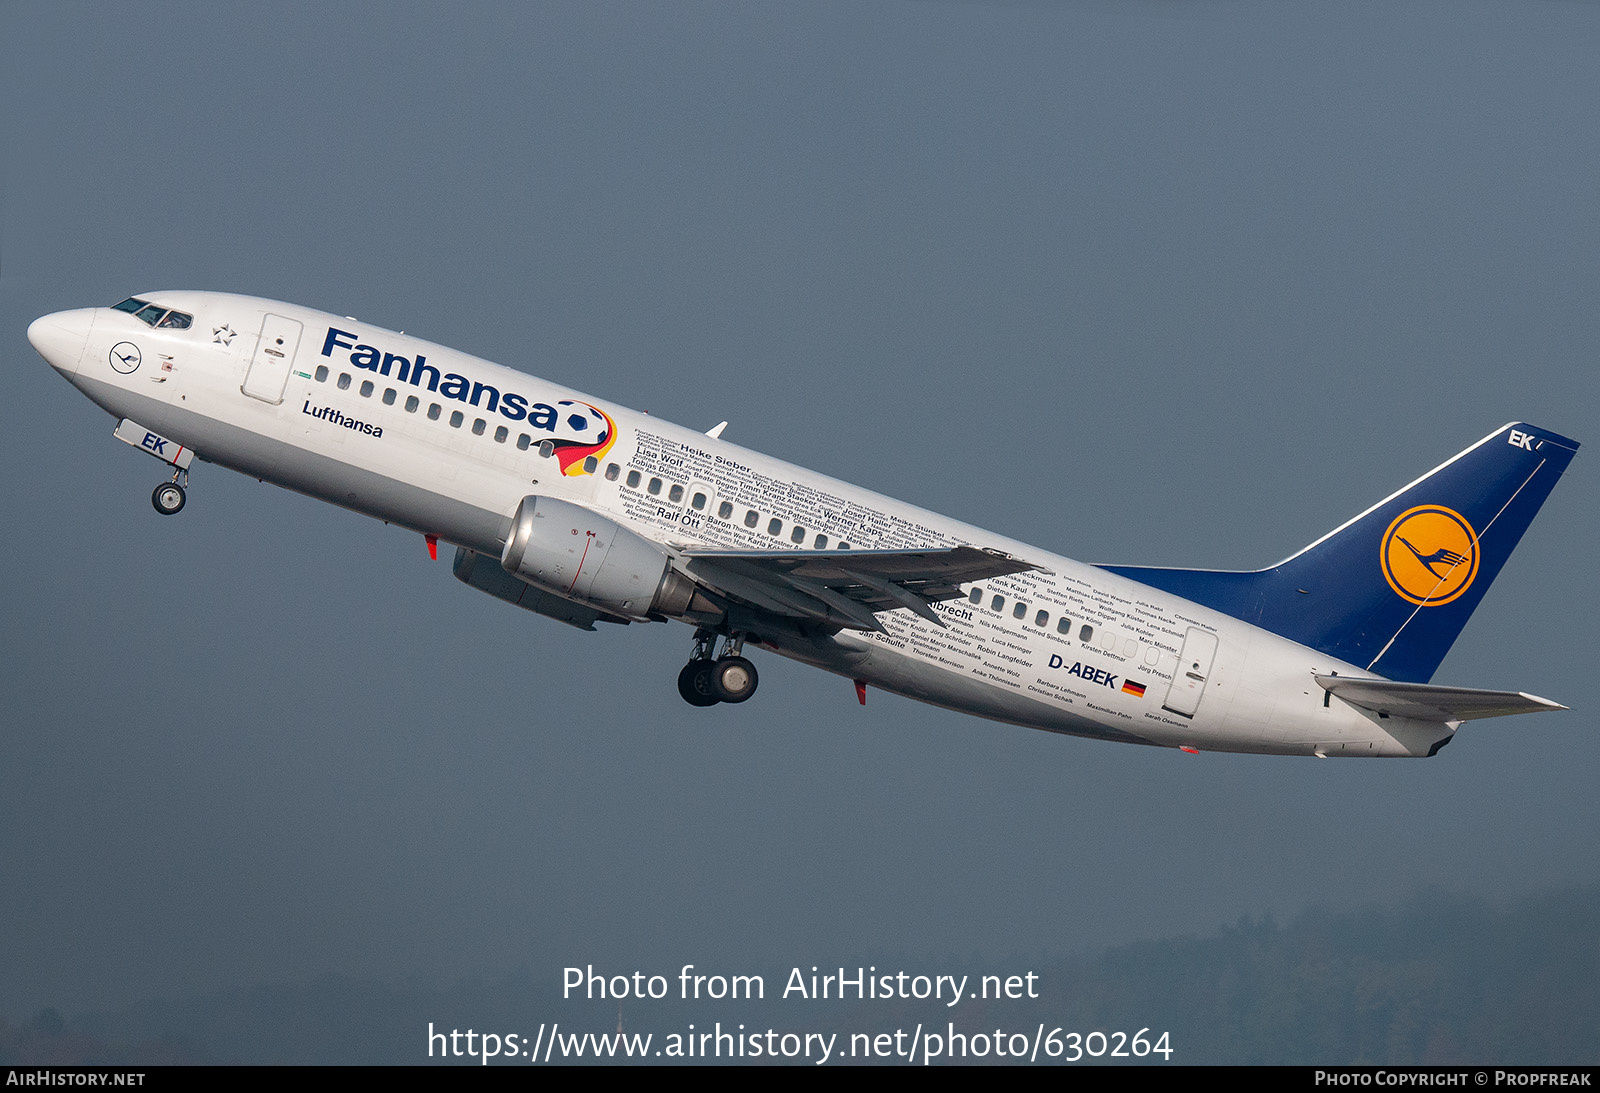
<box><xmin>34</xmin><ymin>292</ymin><xmax>1448</xmax><ymax>757</ymax></box>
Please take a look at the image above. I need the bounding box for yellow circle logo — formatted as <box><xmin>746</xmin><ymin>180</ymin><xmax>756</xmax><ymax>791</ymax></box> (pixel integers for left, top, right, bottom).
<box><xmin>1380</xmin><ymin>505</ymin><xmax>1479</xmax><ymax>606</ymax></box>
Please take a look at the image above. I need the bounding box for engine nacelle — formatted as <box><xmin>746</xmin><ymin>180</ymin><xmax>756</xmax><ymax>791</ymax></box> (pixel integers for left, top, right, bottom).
<box><xmin>500</xmin><ymin>495</ymin><xmax>698</xmax><ymax>620</ymax></box>
<box><xmin>453</xmin><ymin>546</ymin><xmax>622</xmax><ymax>631</ymax></box>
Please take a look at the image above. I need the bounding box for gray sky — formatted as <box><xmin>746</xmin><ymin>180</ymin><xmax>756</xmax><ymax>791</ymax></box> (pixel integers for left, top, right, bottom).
<box><xmin>2</xmin><ymin>1</ymin><xmax>1596</xmax><ymax>1019</ymax></box>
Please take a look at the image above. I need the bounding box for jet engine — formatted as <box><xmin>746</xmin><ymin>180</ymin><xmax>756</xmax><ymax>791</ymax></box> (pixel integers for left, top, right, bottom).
<box><xmin>453</xmin><ymin>546</ymin><xmax>623</xmax><ymax>630</ymax></box>
<box><xmin>499</xmin><ymin>495</ymin><xmax>701</xmax><ymax>620</ymax></box>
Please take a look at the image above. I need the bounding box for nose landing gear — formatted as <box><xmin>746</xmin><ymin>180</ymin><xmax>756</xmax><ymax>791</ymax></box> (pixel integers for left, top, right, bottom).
<box><xmin>151</xmin><ymin>468</ymin><xmax>189</xmax><ymax>516</ymax></box>
<box><xmin>677</xmin><ymin>629</ymin><xmax>760</xmax><ymax>707</ymax></box>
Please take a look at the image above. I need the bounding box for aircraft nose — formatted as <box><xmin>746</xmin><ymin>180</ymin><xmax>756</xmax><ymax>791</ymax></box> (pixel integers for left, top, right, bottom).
<box><xmin>28</xmin><ymin>308</ymin><xmax>95</xmax><ymax>376</ymax></box>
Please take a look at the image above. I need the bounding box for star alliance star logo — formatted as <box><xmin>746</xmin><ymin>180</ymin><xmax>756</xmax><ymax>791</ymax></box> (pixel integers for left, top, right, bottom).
<box><xmin>213</xmin><ymin>323</ymin><xmax>236</xmax><ymax>345</ymax></box>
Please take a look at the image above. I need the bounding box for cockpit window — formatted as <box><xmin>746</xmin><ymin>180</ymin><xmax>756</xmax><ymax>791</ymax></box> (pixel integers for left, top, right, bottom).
<box><xmin>111</xmin><ymin>297</ymin><xmax>193</xmax><ymax>329</ymax></box>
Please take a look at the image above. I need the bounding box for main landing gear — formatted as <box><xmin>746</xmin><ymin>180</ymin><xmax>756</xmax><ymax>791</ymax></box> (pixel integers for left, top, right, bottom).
<box><xmin>677</xmin><ymin>629</ymin><xmax>760</xmax><ymax>707</ymax></box>
<box><xmin>151</xmin><ymin>468</ymin><xmax>189</xmax><ymax>516</ymax></box>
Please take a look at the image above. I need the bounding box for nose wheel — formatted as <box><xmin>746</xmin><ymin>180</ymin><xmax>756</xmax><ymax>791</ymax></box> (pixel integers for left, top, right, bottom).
<box><xmin>677</xmin><ymin>631</ymin><xmax>760</xmax><ymax>707</ymax></box>
<box><xmin>152</xmin><ymin>471</ymin><xmax>188</xmax><ymax>516</ymax></box>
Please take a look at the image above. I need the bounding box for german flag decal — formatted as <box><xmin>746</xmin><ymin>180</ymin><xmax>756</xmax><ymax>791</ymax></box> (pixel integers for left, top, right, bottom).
<box><xmin>1122</xmin><ymin>680</ymin><xmax>1147</xmax><ymax>698</ymax></box>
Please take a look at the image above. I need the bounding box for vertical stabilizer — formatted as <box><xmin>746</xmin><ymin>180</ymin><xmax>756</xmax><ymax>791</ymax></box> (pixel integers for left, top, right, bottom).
<box><xmin>1099</xmin><ymin>423</ymin><xmax>1579</xmax><ymax>682</ymax></box>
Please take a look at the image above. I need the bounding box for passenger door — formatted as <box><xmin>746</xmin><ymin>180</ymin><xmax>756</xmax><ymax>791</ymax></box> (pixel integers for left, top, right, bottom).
<box><xmin>1163</xmin><ymin>627</ymin><xmax>1219</xmax><ymax>718</ymax></box>
<box><xmin>241</xmin><ymin>314</ymin><xmax>304</xmax><ymax>404</ymax></box>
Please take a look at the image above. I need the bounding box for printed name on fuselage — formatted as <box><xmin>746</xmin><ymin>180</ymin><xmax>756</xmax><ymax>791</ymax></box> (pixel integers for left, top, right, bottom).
<box><xmin>323</xmin><ymin>327</ymin><xmax>573</xmax><ymax>432</ymax></box>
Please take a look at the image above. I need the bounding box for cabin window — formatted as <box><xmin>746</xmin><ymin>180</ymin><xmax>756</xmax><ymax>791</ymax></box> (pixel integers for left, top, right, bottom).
<box><xmin>717</xmin><ymin>501</ymin><xmax>733</xmax><ymax>519</ymax></box>
<box><xmin>494</xmin><ymin>425</ymin><xmax>508</xmax><ymax>443</ymax></box>
<box><xmin>1057</xmin><ymin>617</ymin><xmax>1071</xmax><ymax>635</ymax></box>
<box><xmin>449</xmin><ymin>410</ymin><xmax>464</xmax><ymax>428</ymax></box>
<box><xmin>991</xmin><ymin>595</ymin><xmax>1005</xmax><ymax>612</ymax></box>
<box><xmin>1035</xmin><ymin>610</ymin><xmax>1049</xmax><ymax>628</ymax></box>
<box><xmin>605</xmin><ymin>463</ymin><xmax>620</xmax><ymax>481</ymax></box>
<box><xmin>584</xmin><ymin>456</ymin><xmax>599</xmax><ymax>474</ymax></box>
<box><xmin>539</xmin><ymin>440</ymin><xmax>554</xmax><ymax>458</ymax></box>
<box><xmin>517</xmin><ymin>434</ymin><xmax>531</xmax><ymax>450</ymax></box>
<box><xmin>648</xmin><ymin>477</ymin><xmax>662</xmax><ymax>496</ymax></box>
<box><xmin>626</xmin><ymin>470</ymin><xmax>641</xmax><ymax>488</ymax></box>
<box><xmin>691</xmin><ymin>492</ymin><xmax>708</xmax><ymax>511</ymax></box>
<box><xmin>405</xmin><ymin>395</ymin><xmax>419</xmax><ymax>413</ymax></box>
<box><xmin>969</xmin><ymin>588</ymin><xmax>982</xmax><ymax>604</ymax></box>
<box><xmin>767</xmin><ymin>518</ymin><xmax>782</xmax><ymax>536</ymax></box>
<box><xmin>314</xmin><ymin>365</ymin><xmax>329</xmax><ymax>383</ymax></box>
<box><xmin>790</xmin><ymin>526</ymin><xmax>806</xmax><ymax>544</ymax></box>
<box><xmin>359</xmin><ymin>380</ymin><xmax>374</xmax><ymax>397</ymax></box>
<box><xmin>1079</xmin><ymin>624</ymin><xmax>1094</xmax><ymax>643</ymax></box>
<box><xmin>838</xmin><ymin>542</ymin><xmax>851</xmax><ymax>550</ymax></box>
<box><xmin>471</xmin><ymin>418</ymin><xmax>486</xmax><ymax>435</ymax></box>
<box><xmin>744</xmin><ymin>510</ymin><xmax>759</xmax><ymax>529</ymax></box>
<box><xmin>814</xmin><ymin>533</ymin><xmax>828</xmax><ymax>549</ymax></box>
<box><xmin>1013</xmin><ymin>602</ymin><xmax>1027</xmax><ymax>620</ymax></box>
<box><xmin>427</xmin><ymin>403</ymin><xmax>441</xmax><ymax>420</ymax></box>
<box><xmin>337</xmin><ymin>373</ymin><xmax>352</xmax><ymax>390</ymax></box>
<box><xmin>668</xmin><ymin>483</ymin><xmax>684</xmax><ymax>503</ymax></box>
<box><xmin>382</xmin><ymin>388</ymin><xmax>396</xmax><ymax>405</ymax></box>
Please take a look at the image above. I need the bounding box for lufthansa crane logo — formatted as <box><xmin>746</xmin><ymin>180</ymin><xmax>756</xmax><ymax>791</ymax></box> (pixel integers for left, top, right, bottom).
<box><xmin>1380</xmin><ymin>505</ymin><xmax>1480</xmax><ymax>606</ymax></box>
<box><xmin>109</xmin><ymin>341</ymin><xmax>142</xmax><ymax>374</ymax></box>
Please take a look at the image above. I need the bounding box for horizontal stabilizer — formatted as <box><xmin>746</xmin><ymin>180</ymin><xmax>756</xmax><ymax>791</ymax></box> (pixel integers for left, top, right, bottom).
<box><xmin>680</xmin><ymin>545</ymin><xmax>1044</xmax><ymax>631</ymax></box>
<box><xmin>1314</xmin><ymin>674</ymin><xmax>1567</xmax><ymax>722</ymax></box>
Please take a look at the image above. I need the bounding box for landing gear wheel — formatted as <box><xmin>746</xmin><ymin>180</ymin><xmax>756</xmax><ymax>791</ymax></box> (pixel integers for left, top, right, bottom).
<box><xmin>152</xmin><ymin>482</ymin><xmax>187</xmax><ymax>516</ymax></box>
<box><xmin>677</xmin><ymin>659</ymin><xmax>721</xmax><ymax>707</ymax></box>
<box><xmin>712</xmin><ymin>656</ymin><xmax>759</xmax><ymax>704</ymax></box>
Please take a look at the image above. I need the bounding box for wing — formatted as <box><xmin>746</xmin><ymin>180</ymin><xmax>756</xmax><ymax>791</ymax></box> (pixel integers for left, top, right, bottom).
<box><xmin>1314</xmin><ymin>674</ymin><xmax>1567</xmax><ymax>722</ymax></box>
<box><xmin>679</xmin><ymin>545</ymin><xmax>1048</xmax><ymax>632</ymax></box>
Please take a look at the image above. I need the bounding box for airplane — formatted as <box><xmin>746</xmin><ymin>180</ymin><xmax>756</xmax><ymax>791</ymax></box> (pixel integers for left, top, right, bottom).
<box><xmin>27</xmin><ymin>291</ymin><xmax>1579</xmax><ymax>758</ymax></box>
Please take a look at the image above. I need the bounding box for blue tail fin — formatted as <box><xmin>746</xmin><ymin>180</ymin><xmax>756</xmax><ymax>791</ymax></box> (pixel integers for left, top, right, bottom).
<box><xmin>1098</xmin><ymin>423</ymin><xmax>1579</xmax><ymax>682</ymax></box>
